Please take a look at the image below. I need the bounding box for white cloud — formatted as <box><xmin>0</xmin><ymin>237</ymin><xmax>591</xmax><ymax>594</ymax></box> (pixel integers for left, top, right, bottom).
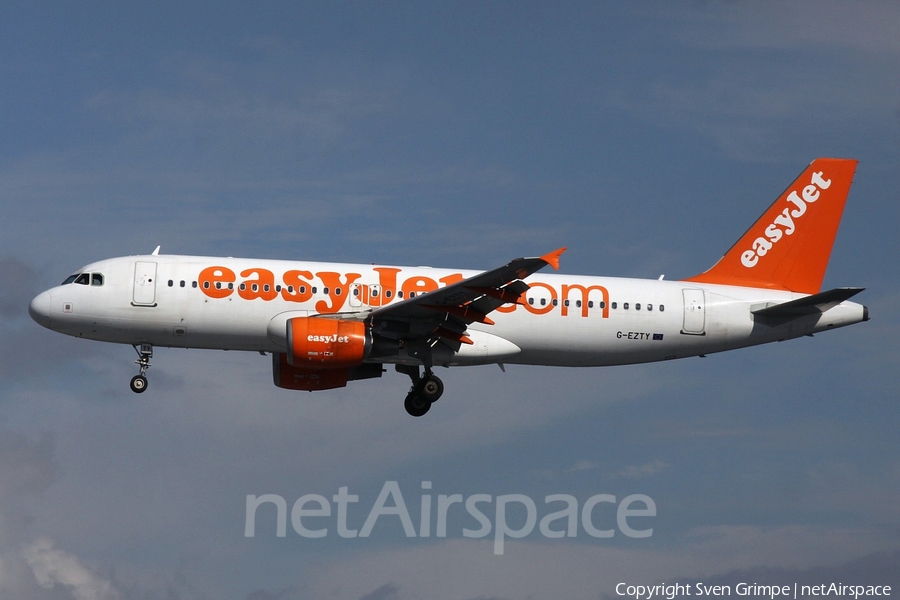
<box><xmin>672</xmin><ymin>2</ymin><xmax>900</xmax><ymax>56</ymax></box>
<box><xmin>22</xmin><ymin>538</ymin><xmax>120</xmax><ymax>600</ymax></box>
<box><xmin>300</xmin><ymin>527</ymin><xmax>899</xmax><ymax>600</ymax></box>
<box><xmin>616</xmin><ymin>460</ymin><xmax>670</xmax><ymax>479</ymax></box>
<box><xmin>600</xmin><ymin>3</ymin><xmax>900</xmax><ymax>162</ymax></box>
<box><xmin>565</xmin><ymin>460</ymin><xmax>596</xmax><ymax>473</ymax></box>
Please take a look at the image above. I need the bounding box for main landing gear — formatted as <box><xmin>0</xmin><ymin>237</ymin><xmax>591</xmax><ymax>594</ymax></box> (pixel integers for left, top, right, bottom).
<box><xmin>397</xmin><ymin>365</ymin><xmax>444</xmax><ymax>417</ymax></box>
<box><xmin>130</xmin><ymin>343</ymin><xmax>152</xmax><ymax>393</ymax></box>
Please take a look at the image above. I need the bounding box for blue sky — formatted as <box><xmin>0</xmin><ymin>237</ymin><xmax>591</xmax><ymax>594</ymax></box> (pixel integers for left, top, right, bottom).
<box><xmin>1</xmin><ymin>2</ymin><xmax>899</xmax><ymax>599</ymax></box>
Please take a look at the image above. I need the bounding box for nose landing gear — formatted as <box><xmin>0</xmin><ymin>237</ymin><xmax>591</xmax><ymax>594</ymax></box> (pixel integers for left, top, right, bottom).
<box><xmin>130</xmin><ymin>343</ymin><xmax>153</xmax><ymax>393</ymax></box>
<box><xmin>397</xmin><ymin>364</ymin><xmax>444</xmax><ymax>417</ymax></box>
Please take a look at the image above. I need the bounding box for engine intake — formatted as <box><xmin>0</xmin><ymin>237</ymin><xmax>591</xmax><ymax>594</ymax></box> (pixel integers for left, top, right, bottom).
<box><xmin>286</xmin><ymin>316</ymin><xmax>370</xmax><ymax>368</ymax></box>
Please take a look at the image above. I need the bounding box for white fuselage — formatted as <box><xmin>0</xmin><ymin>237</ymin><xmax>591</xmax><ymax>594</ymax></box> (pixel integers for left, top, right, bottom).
<box><xmin>29</xmin><ymin>254</ymin><xmax>867</xmax><ymax>368</ymax></box>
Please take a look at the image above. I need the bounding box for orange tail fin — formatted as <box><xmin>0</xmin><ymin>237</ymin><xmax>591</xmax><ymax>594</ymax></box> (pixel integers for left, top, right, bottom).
<box><xmin>684</xmin><ymin>158</ymin><xmax>858</xmax><ymax>294</ymax></box>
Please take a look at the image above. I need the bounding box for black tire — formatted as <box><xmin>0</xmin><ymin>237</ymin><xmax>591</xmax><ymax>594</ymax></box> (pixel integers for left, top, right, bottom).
<box><xmin>404</xmin><ymin>392</ymin><xmax>431</xmax><ymax>417</ymax></box>
<box><xmin>418</xmin><ymin>375</ymin><xmax>444</xmax><ymax>403</ymax></box>
<box><xmin>130</xmin><ymin>375</ymin><xmax>148</xmax><ymax>393</ymax></box>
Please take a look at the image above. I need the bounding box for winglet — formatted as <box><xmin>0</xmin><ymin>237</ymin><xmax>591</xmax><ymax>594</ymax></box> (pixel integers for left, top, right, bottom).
<box><xmin>541</xmin><ymin>247</ymin><xmax>566</xmax><ymax>270</ymax></box>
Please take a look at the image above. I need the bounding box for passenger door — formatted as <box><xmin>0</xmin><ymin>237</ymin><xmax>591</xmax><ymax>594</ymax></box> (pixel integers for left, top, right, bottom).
<box><xmin>681</xmin><ymin>289</ymin><xmax>705</xmax><ymax>335</ymax></box>
<box><xmin>132</xmin><ymin>262</ymin><xmax>158</xmax><ymax>307</ymax></box>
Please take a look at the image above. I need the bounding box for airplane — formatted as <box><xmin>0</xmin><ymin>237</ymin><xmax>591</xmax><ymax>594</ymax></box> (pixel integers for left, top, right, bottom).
<box><xmin>29</xmin><ymin>158</ymin><xmax>867</xmax><ymax>416</ymax></box>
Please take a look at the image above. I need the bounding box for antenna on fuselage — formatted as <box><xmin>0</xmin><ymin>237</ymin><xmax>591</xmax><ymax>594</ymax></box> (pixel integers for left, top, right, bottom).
<box><xmin>151</xmin><ymin>246</ymin><xmax>160</xmax><ymax>256</ymax></box>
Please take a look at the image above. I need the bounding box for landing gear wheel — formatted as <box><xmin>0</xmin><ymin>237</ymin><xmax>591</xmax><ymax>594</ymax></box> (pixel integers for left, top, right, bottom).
<box><xmin>131</xmin><ymin>344</ymin><xmax>153</xmax><ymax>394</ymax></box>
<box><xmin>418</xmin><ymin>375</ymin><xmax>444</xmax><ymax>403</ymax></box>
<box><xmin>404</xmin><ymin>391</ymin><xmax>431</xmax><ymax>417</ymax></box>
<box><xmin>130</xmin><ymin>375</ymin><xmax>148</xmax><ymax>393</ymax></box>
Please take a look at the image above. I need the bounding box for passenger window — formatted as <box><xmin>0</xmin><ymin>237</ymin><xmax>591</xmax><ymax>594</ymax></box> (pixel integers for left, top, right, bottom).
<box><xmin>180</xmin><ymin>280</ymin><xmax>185</xmax><ymax>287</ymax></box>
<box><xmin>540</xmin><ymin>298</ymin><xmax>546</xmax><ymax>306</ymax></box>
<box><xmin>62</xmin><ymin>274</ymin><xmax>78</xmax><ymax>285</ymax></box>
<box><xmin>353</xmin><ymin>288</ymin><xmax>360</xmax><ymax>297</ymax></box>
<box><xmin>599</xmin><ymin>301</ymin><xmax>606</xmax><ymax>309</ymax></box>
<box><xmin>334</xmin><ymin>287</ymin><xmax>340</xmax><ymax>296</ymax></box>
<box><xmin>168</xmin><ymin>280</ymin><xmax>174</xmax><ymax>287</ymax></box>
<box><xmin>588</xmin><ymin>300</ymin><xmax>593</xmax><ymax>308</ymax></box>
<box><xmin>385</xmin><ymin>290</ymin><xmax>393</xmax><ymax>298</ymax></box>
<box><xmin>91</xmin><ymin>273</ymin><xmax>104</xmax><ymax>286</ymax></box>
<box><xmin>552</xmin><ymin>299</ymin><xmax>558</xmax><ymax>306</ymax></box>
<box><xmin>264</xmin><ymin>284</ymin><xmax>270</xmax><ymax>292</ymax></box>
<box><xmin>635</xmin><ymin>303</ymin><xmax>641</xmax><ymax>310</ymax></box>
<box><xmin>398</xmin><ymin>291</ymin><xmax>404</xmax><ymax>299</ymax></box>
<box><xmin>611</xmin><ymin>302</ymin><xmax>617</xmax><ymax>309</ymax></box>
<box><xmin>322</xmin><ymin>287</ymin><xmax>329</xmax><ymax>295</ymax></box>
<box><xmin>275</xmin><ymin>285</ymin><xmax>281</xmax><ymax>292</ymax></box>
<box><xmin>576</xmin><ymin>300</ymin><xmax>582</xmax><ymax>308</ymax></box>
<box><xmin>312</xmin><ymin>287</ymin><xmax>318</xmax><ymax>294</ymax></box>
<box><xmin>192</xmin><ymin>281</ymin><xmax>198</xmax><ymax>288</ymax></box>
<box><xmin>528</xmin><ymin>297</ymin><xmax>534</xmax><ymax>305</ymax></box>
<box><xmin>372</xmin><ymin>289</ymin><xmax>378</xmax><ymax>297</ymax></box>
<box><xmin>660</xmin><ymin>304</ymin><xmax>665</xmax><ymax>312</ymax></box>
<box><xmin>228</xmin><ymin>283</ymin><xmax>233</xmax><ymax>290</ymax></box>
<box><xmin>647</xmin><ymin>304</ymin><xmax>653</xmax><ymax>311</ymax></box>
<box><xmin>75</xmin><ymin>273</ymin><xmax>90</xmax><ymax>285</ymax></box>
<box><xmin>624</xmin><ymin>303</ymin><xmax>629</xmax><ymax>310</ymax></box>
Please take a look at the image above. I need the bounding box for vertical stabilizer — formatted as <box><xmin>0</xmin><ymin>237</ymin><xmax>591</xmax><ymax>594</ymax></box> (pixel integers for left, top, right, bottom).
<box><xmin>684</xmin><ymin>158</ymin><xmax>857</xmax><ymax>294</ymax></box>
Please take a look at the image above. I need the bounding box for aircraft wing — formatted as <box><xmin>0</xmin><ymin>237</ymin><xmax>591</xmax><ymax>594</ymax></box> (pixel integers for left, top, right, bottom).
<box><xmin>366</xmin><ymin>248</ymin><xmax>565</xmax><ymax>346</ymax></box>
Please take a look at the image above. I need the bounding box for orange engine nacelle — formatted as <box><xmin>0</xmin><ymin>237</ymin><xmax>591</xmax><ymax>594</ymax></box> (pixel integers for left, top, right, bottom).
<box><xmin>273</xmin><ymin>352</ymin><xmax>351</xmax><ymax>391</ymax></box>
<box><xmin>272</xmin><ymin>352</ymin><xmax>384</xmax><ymax>391</ymax></box>
<box><xmin>286</xmin><ymin>316</ymin><xmax>370</xmax><ymax>368</ymax></box>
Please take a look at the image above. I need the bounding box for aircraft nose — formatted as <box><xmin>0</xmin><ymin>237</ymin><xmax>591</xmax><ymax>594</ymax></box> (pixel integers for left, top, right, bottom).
<box><xmin>29</xmin><ymin>290</ymin><xmax>53</xmax><ymax>328</ymax></box>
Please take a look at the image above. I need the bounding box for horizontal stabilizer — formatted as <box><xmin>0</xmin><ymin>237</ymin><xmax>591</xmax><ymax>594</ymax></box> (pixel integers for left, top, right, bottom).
<box><xmin>752</xmin><ymin>287</ymin><xmax>864</xmax><ymax>318</ymax></box>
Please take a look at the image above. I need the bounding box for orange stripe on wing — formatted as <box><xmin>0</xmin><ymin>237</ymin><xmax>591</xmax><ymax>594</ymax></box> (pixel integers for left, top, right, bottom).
<box><xmin>434</xmin><ymin>327</ymin><xmax>474</xmax><ymax>345</ymax></box>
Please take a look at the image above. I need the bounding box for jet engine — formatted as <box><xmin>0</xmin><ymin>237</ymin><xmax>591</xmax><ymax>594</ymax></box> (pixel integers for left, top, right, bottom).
<box><xmin>273</xmin><ymin>316</ymin><xmax>388</xmax><ymax>391</ymax></box>
<box><xmin>286</xmin><ymin>316</ymin><xmax>370</xmax><ymax>367</ymax></box>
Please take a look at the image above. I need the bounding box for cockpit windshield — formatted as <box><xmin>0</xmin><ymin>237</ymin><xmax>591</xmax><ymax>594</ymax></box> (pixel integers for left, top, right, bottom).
<box><xmin>62</xmin><ymin>272</ymin><xmax>105</xmax><ymax>286</ymax></box>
